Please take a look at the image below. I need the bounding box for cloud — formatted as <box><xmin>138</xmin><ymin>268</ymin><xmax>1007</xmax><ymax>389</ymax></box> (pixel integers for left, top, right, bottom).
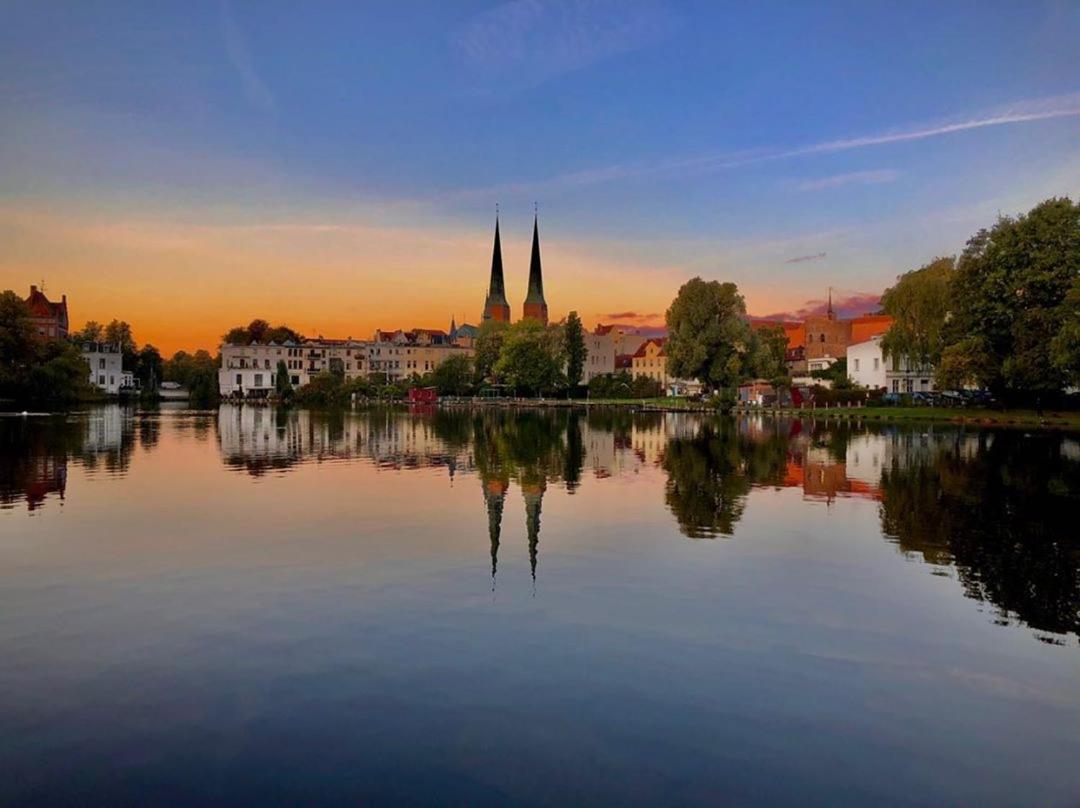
<box><xmin>221</xmin><ymin>0</ymin><xmax>275</xmax><ymax>111</ymax></box>
<box><xmin>758</xmin><ymin>291</ymin><xmax>882</xmax><ymax>321</ymax></box>
<box><xmin>453</xmin><ymin>0</ymin><xmax>677</xmax><ymax>90</ymax></box>
<box><xmin>455</xmin><ymin>91</ymin><xmax>1080</xmax><ymax>197</ymax></box>
<box><xmin>600</xmin><ymin>310</ymin><xmax>661</xmax><ymax>321</ymax></box>
<box><xmin>791</xmin><ymin>169</ymin><xmax>900</xmax><ymax>192</ymax></box>
<box><xmin>785</xmin><ymin>252</ymin><xmax>827</xmax><ymax>264</ymax></box>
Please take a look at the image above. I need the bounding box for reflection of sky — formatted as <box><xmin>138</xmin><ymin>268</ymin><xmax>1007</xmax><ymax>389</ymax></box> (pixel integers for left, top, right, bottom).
<box><xmin>1</xmin><ymin>408</ymin><xmax>1079</xmax><ymax>803</ymax></box>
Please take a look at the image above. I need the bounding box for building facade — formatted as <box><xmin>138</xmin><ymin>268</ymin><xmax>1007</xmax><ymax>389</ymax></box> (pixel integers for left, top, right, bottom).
<box><xmin>885</xmin><ymin>355</ymin><xmax>936</xmax><ymax>394</ymax></box>
<box><xmin>24</xmin><ymin>285</ymin><xmax>69</xmax><ymax>340</ymax></box>
<box><xmin>847</xmin><ymin>336</ymin><xmax>886</xmax><ymax>389</ymax></box>
<box><xmin>81</xmin><ymin>343</ymin><xmax>132</xmax><ymax>394</ymax></box>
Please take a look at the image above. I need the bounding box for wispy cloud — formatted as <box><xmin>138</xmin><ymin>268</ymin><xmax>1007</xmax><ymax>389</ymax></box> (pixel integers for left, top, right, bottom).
<box><xmin>758</xmin><ymin>291</ymin><xmax>882</xmax><ymax>321</ymax></box>
<box><xmin>785</xmin><ymin>252</ymin><xmax>827</xmax><ymax>264</ymax></box>
<box><xmin>791</xmin><ymin>169</ymin><xmax>900</xmax><ymax>192</ymax></box>
<box><xmin>600</xmin><ymin>310</ymin><xmax>660</xmax><ymax>321</ymax></box>
<box><xmin>221</xmin><ymin>0</ymin><xmax>275</xmax><ymax>111</ymax></box>
<box><xmin>454</xmin><ymin>91</ymin><xmax>1080</xmax><ymax>198</ymax></box>
<box><xmin>454</xmin><ymin>0</ymin><xmax>678</xmax><ymax>90</ymax></box>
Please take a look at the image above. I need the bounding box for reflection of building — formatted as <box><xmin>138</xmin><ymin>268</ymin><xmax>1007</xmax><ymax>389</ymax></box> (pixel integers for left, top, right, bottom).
<box><xmin>24</xmin><ymin>284</ymin><xmax>69</xmax><ymax>340</ymax></box>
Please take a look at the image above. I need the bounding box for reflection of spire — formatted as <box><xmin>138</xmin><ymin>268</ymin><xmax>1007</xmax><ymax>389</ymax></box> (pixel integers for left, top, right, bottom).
<box><xmin>522</xmin><ymin>482</ymin><xmax>546</xmax><ymax>585</ymax></box>
<box><xmin>483</xmin><ymin>479</ymin><xmax>508</xmax><ymax>589</ymax></box>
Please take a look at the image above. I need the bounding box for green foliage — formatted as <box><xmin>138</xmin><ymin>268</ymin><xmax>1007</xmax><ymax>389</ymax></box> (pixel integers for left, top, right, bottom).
<box><xmin>293</xmin><ymin>372</ymin><xmax>376</xmax><ymax>406</ymax></box>
<box><xmin>473</xmin><ymin>320</ymin><xmax>508</xmax><ymax>384</ymax></box>
<box><xmin>881</xmin><ymin>256</ymin><xmax>953</xmax><ymax>369</ymax></box>
<box><xmin>665</xmin><ymin>277</ymin><xmax>754</xmax><ymax>391</ymax></box>
<box><xmin>103</xmin><ymin>320</ymin><xmax>137</xmax><ymax>358</ymax></box>
<box><xmin>586</xmin><ymin>371</ymin><xmax>663</xmax><ymax>399</ymax></box>
<box><xmin>275</xmin><ymin>360</ymin><xmax>293</xmax><ymax>400</ymax></box>
<box><xmin>563</xmin><ymin>310</ymin><xmax>587</xmax><ymax>389</ymax></box>
<box><xmin>1050</xmin><ymin>278</ymin><xmax>1080</xmax><ymax>387</ymax></box>
<box><xmin>493</xmin><ymin>319</ymin><xmax>566</xmax><ymax>396</ymax></box>
<box><xmin>0</xmin><ymin>291</ymin><xmax>93</xmax><ymax>403</ymax></box>
<box><xmin>134</xmin><ymin>344</ymin><xmax>163</xmax><ymax>391</ymax></box>
<box><xmin>430</xmin><ymin>354</ymin><xmax>474</xmax><ymax>396</ymax></box>
<box><xmin>939</xmin><ymin>197</ymin><xmax>1079</xmax><ymax>398</ymax></box>
<box><xmin>222</xmin><ymin>319</ymin><xmax>302</xmax><ymax>345</ymax></box>
<box><xmin>809</xmin><ymin>358</ymin><xmax>850</xmax><ymax>389</ymax></box>
<box><xmin>72</xmin><ymin>320</ymin><xmax>104</xmax><ymax>343</ymax></box>
<box><xmin>164</xmin><ymin>349</ymin><xmax>220</xmax><ymax>405</ymax></box>
<box><xmin>747</xmin><ymin>324</ymin><xmax>789</xmax><ymax>385</ymax></box>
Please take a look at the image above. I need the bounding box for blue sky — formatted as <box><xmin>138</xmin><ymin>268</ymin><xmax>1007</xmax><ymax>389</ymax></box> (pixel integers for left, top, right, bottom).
<box><xmin>1</xmin><ymin>0</ymin><xmax>1078</xmax><ymax>349</ymax></box>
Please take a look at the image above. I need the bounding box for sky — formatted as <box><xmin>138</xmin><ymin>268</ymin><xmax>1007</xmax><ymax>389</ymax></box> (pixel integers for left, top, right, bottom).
<box><xmin>1</xmin><ymin>0</ymin><xmax>1078</xmax><ymax>354</ymax></box>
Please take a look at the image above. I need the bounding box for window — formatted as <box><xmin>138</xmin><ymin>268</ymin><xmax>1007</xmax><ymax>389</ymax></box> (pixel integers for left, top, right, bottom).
<box><xmin>99</xmin><ymin>358</ymin><xmax>106</xmax><ymax>369</ymax></box>
<box><xmin>873</xmin><ymin>358</ymin><xmax>879</xmax><ymax>371</ymax></box>
<box><xmin>820</xmin><ymin>334</ymin><xmax>825</xmax><ymax>343</ymax></box>
<box><xmin>254</xmin><ymin>374</ymin><xmax>264</xmax><ymax>387</ymax></box>
<box><xmin>291</xmin><ymin>375</ymin><xmax>300</xmax><ymax>385</ymax></box>
<box><xmin>854</xmin><ymin>358</ymin><xmax>860</xmax><ymax>371</ymax></box>
<box><xmin>98</xmin><ymin>375</ymin><xmax>105</xmax><ymax>386</ymax></box>
<box><xmin>236</xmin><ymin>374</ymin><xmax>242</xmax><ymax>385</ymax></box>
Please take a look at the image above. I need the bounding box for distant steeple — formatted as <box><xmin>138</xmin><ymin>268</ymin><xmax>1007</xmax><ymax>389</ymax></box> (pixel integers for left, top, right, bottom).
<box><xmin>482</xmin><ymin>215</ymin><xmax>511</xmax><ymax>323</ymax></box>
<box><xmin>522</xmin><ymin>211</ymin><xmax>548</xmax><ymax>325</ymax></box>
<box><xmin>827</xmin><ymin>287</ymin><xmax>835</xmax><ymax>320</ymax></box>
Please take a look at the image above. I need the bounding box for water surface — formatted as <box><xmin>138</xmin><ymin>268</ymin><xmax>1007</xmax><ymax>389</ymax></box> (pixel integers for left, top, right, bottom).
<box><xmin>1</xmin><ymin>405</ymin><xmax>1078</xmax><ymax>805</ymax></box>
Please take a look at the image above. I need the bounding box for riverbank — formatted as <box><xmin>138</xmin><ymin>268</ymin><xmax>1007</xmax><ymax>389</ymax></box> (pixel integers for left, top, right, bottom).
<box><xmin>447</xmin><ymin>397</ymin><xmax>1080</xmax><ymax>428</ymax></box>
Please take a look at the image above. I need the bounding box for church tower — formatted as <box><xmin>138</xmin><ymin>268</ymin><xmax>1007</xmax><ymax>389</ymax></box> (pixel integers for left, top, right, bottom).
<box><xmin>482</xmin><ymin>217</ymin><xmax>511</xmax><ymax>323</ymax></box>
<box><xmin>522</xmin><ymin>214</ymin><xmax>548</xmax><ymax>325</ymax></box>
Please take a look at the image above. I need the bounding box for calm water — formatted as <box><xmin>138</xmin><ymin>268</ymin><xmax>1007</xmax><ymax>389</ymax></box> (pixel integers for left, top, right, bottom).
<box><xmin>1</xmin><ymin>405</ymin><xmax>1078</xmax><ymax>805</ymax></box>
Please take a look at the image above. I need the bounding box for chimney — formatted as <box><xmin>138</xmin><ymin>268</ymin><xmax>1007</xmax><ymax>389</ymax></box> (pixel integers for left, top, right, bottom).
<box><xmin>30</xmin><ymin>285</ymin><xmax>38</xmax><ymax>294</ymax></box>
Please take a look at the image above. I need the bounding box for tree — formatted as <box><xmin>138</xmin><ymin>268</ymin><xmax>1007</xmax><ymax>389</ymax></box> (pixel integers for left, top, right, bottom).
<box><xmin>104</xmin><ymin>320</ymin><xmax>137</xmax><ymax>362</ymax></box>
<box><xmin>1050</xmin><ymin>278</ymin><xmax>1080</xmax><ymax>387</ymax></box>
<box><xmin>563</xmin><ymin>311</ymin><xmax>587</xmax><ymax>390</ymax></box>
<box><xmin>665</xmin><ymin>278</ymin><xmax>754</xmax><ymax>391</ymax></box>
<box><xmin>134</xmin><ymin>344</ymin><xmax>163</xmax><ymax>391</ymax></box>
<box><xmin>72</xmin><ymin>320</ymin><xmax>104</xmax><ymax>344</ymax></box>
<box><xmin>430</xmin><ymin>354</ymin><xmax>474</xmax><ymax>396</ymax></box>
<box><xmin>0</xmin><ymin>291</ymin><xmax>91</xmax><ymax>403</ymax></box>
<box><xmin>222</xmin><ymin>320</ymin><xmax>301</xmax><ymax>345</ymax></box>
<box><xmin>473</xmin><ymin>320</ymin><xmax>508</xmax><ymax>384</ymax></box>
<box><xmin>938</xmin><ymin>197</ymin><xmax>1079</xmax><ymax>399</ymax></box>
<box><xmin>880</xmin><ymin>256</ymin><xmax>953</xmax><ymax>371</ymax></box>
<box><xmin>747</xmin><ymin>324</ymin><xmax>789</xmax><ymax>386</ymax></box>
<box><xmin>275</xmin><ymin>359</ymin><xmax>293</xmax><ymax>400</ymax></box>
<box><xmin>493</xmin><ymin>319</ymin><xmax>566</xmax><ymax>396</ymax></box>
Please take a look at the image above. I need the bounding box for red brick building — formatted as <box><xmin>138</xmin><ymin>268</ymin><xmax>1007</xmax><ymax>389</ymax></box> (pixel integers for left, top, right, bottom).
<box><xmin>24</xmin><ymin>285</ymin><xmax>69</xmax><ymax>340</ymax></box>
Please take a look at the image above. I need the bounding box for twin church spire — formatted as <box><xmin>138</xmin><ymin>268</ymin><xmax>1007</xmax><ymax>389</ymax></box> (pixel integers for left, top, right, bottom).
<box><xmin>482</xmin><ymin>212</ymin><xmax>548</xmax><ymax>325</ymax></box>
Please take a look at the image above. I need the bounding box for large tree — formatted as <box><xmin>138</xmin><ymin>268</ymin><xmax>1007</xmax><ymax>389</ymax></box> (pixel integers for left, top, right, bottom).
<box><xmin>1050</xmin><ymin>277</ymin><xmax>1080</xmax><ymax>388</ymax></box>
<box><xmin>938</xmin><ymin>197</ymin><xmax>1079</xmax><ymax>397</ymax></box>
<box><xmin>72</xmin><ymin>320</ymin><xmax>104</xmax><ymax>344</ymax></box>
<box><xmin>563</xmin><ymin>310</ymin><xmax>587</xmax><ymax>390</ymax></box>
<box><xmin>880</xmin><ymin>256</ymin><xmax>953</xmax><ymax>370</ymax></box>
<box><xmin>473</xmin><ymin>320</ymin><xmax>508</xmax><ymax>385</ymax></box>
<box><xmin>665</xmin><ymin>278</ymin><xmax>753</xmax><ymax>391</ymax></box>
<box><xmin>747</xmin><ymin>324</ymin><xmax>789</xmax><ymax>385</ymax></box>
<box><xmin>430</xmin><ymin>354</ymin><xmax>474</xmax><ymax>396</ymax></box>
<box><xmin>0</xmin><ymin>291</ymin><xmax>91</xmax><ymax>403</ymax></box>
<box><xmin>493</xmin><ymin>319</ymin><xmax>566</xmax><ymax>396</ymax></box>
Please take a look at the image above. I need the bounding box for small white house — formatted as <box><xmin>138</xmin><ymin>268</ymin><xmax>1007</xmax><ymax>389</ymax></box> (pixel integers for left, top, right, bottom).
<box><xmin>82</xmin><ymin>343</ymin><xmax>127</xmax><ymax>394</ymax></box>
<box><xmin>847</xmin><ymin>336</ymin><xmax>886</xmax><ymax>389</ymax></box>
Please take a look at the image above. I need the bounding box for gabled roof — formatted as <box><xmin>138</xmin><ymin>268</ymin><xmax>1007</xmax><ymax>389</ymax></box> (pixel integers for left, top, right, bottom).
<box><xmin>633</xmin><ymin>337</ymin><xmax>666</xmax><ymax>358</ymax></box>
<box><xmin>25</xmin><ymin>285</ymin><xmax>67</xmax><ymax>321</ymax></box>
<box><xmin>850</xmin><ymin>314</ymin><xmax>893</xmax><ymax>343</ymax></box>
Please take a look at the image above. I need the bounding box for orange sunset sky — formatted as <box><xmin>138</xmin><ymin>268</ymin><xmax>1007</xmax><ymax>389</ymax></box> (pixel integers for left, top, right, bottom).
<box><xmin>2</xmin><ymin>3</ymin><xmax>1077</xmax><ymax>355</ymax></box>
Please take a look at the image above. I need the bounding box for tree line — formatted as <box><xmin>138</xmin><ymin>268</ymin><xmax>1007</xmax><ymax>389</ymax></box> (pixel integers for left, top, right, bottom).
<box><xmin>880</xmin><ymin>196</ymin><xmax>1078</xmax><ymax>404</ymax></box>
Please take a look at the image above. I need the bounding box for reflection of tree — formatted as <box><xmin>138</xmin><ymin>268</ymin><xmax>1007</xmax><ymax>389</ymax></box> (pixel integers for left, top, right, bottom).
<box><xmin>471</xmin><ymin>409</ymin><xmax>584</xmax><ymax>586</ymax></box>
<box><xmin>880</xmin><ymin>433</ymin><xmax>1080</xmax><ymax>641</ymax></box>
<box><xmin>662</xmin><ymin>420</ymin><xmax>790</xmax><ymax>538</ymax></box>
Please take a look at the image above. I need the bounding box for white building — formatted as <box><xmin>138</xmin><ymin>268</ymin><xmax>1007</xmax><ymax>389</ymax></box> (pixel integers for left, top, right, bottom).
<box><xmin>584</xmin><ymin>329</ymin><xmax>616</xmax><ymax>382</ymax></box>
<box><xmin>886</xmin><ymin>355</ymin><xmax>936</xmax><ymax>394</ymax></box>
<box><xmin>81</xmin><ymin>343</ymin><xmax>132</xmax><ymax>394</ymax></box>
<box><xmin>847</xmin><ymin>336</ymin><xmax>886</xmax><ymax>389</ymax></box>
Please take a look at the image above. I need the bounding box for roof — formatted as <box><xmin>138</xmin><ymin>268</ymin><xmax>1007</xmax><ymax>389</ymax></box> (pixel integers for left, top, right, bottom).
<box><xmin>750</xmin><ymin>319</ymin><xmax>805</xmax><ymax>349</ymax></box>
<box><xmin>632</xmin><ymin>337</ymin><xmax>666</xmax><ymax>358</ymax></box>
<box><xmin>614</xmin><ymin>353</ymin><xmax>633</xmax><ymax>369</ymax></box>
<box><xmin>850</xmin><ymin>314</ymin><xmax>893</xmax><ymax>343</ymax></box>
<box><xmin>25</xmin><ymin>285</ymin><xmax>67</xmax><ymax>321</ymax></box>
<box><xmin>594</xmin><ymin>324</ymin><xmax>616</xmax><ymax>336</ymax></box>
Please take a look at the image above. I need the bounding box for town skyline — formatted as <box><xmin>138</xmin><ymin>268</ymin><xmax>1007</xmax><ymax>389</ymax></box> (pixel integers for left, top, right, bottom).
<box><xmin>2</xmin><ymin>2</ymin><xmax>1077</xmax><ymax>354</ymax></box>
